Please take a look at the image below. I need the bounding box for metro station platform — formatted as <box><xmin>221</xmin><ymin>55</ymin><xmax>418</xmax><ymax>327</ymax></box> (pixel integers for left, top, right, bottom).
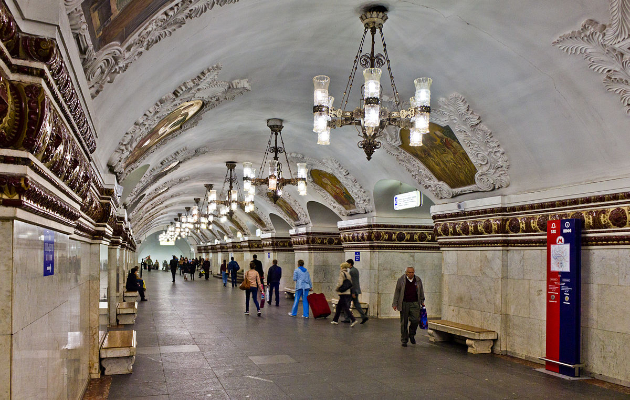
<box><xmin>93</xmin><ymin>271</ymin><xmax>629</xmax><ymax>400</ymax></box>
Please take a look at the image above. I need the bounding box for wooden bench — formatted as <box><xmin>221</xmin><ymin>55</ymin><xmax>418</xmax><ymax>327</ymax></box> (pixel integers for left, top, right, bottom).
<box><xmin>331</xmin><ymin>298</ymin><xmax>368</xmax><ymax>317</ymax></box>
<box><xmin>284</xmin><ymin>287</ymin><xmax>296</xmax><ymax>298</ymax></box>
<box><xmin>428</xmin><ymin>320</ymin><xmax>497</xmax><ymax>354</ymax></box>
<box><xmin>116</xmin><ymin>302</ymin><xmax>138</xmax><ymax>325</ymax></box>
<box><xmin>100</xmin><ymin>330</ymin><xmax>137</xmax><ymax>375</ymax></box>
<box><xmin>123</xmin><ymin>291</ymin><xmax>140</xmax><ymax>302</ymax></box>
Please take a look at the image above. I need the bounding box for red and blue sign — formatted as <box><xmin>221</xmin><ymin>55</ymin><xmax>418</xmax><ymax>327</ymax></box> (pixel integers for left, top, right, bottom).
<box><xmin>546</xmin><ymin>219</ymin><xmax>581</xmax><ymax>376</ymax></box>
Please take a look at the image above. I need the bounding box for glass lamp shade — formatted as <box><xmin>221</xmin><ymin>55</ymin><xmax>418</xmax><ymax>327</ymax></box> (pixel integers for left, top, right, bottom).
<box><xmin>243</xmin><ymin>162</ymin><xmax>253</xmax><ymax>178</ymax></box>
<box><xmin>248</xmin><ymin>185</ymin><xmax>255</xmax><ymax>196</ymax></box>
<box><xmin>364</xmin><ymin>104</ymin><xmax>380</xmax><ymax>128</ymax></box>
<box><xmin>200</xmin><ymin>216</ymin><xmax>208</xmax><ymax>223</ymax></box>
<box><xmin>363</xmin><ymin>68</ymin><xmax>382</xmax><ymax>99</ymax></box>
<box><xmin>176</xmin><ymin>221</ymin><xmax>181</xmax><ymax>228</ymax></box>
<box><xmin>201</xmin><ymin>223</ymin><xmax>207</xmax><ymax>229</ymax></box>
<box><xmin>243</xmin><ymin>180</ymin><xmax>251</xmax><ymax>192</ymax></box>
<box><xmin>230</xmin><ymin>190</ymin><xmax>237</xmax><ymax>202</ymax></box>
<box><xmin>208</xmin><ymin>203</ymin><xmax>216</xmax><ymax>213</ymax></box>
<box><xmin>414</xmin><ymin>77</ymin><xmax>432</xmax><ymax>108</ymax></box>
<box><xmin>410</xmin><ymin>128</ymin><xmax>423</xmax><ymax>146</ymax></box>
<box><xmin>231</xmin><ymin>202</ymin><xmax>237</xmax><ymax>211</ymax></box>
<box><xmin>268</xmin><ymin>175</ymin><xmax>278</xmax><ymax>191</ymax></box>
<box><xmin>181</xmin><ymin>216</ymin><xmax>187</xmax><ymax>223</ymax></box>
<box><xmin>208</xmin><ymin>190</ymin><xmax>217</xmax><ymax>202</ymax></box>
<box><xmin>313</xmin><ymin>113</ymin><xmax>328</xmax><ymax>133</ymax></box>
<box><xmin>313</xmin><ymin>75</ymin><xmax>330</xmax><ymax>106</ymax></box>
<box><xmin>208</xmin><ymin>215</ymin><xmax>214</xmax><ymax>223</ymax></box>
<box><xmin>297</xmin><ymin>163</ymin><xmax>307</xmax><ymax>179</ymax></box>
<box><xmin>220</xmin><ymin>215</ymin><xmax>227</xmax><ymax>223</ymax></box>
<box><xmin>317</xmin><ymin>127</ymin><xmax>330</xmax><ymax>145</ymax></box>
<box><xmin>297</xmin><ymin>180</ymin><xmax>307</xmax><ymax>196</ymax></box>
<box><xmin>245</xmin><ymin>194</ymin><xmax>254</xmax><ymax>203</ymax></box>
<box><xmin>414</xmin><ymin>112</ymin><xmax>430</xmax><ymax>134</ymax></box>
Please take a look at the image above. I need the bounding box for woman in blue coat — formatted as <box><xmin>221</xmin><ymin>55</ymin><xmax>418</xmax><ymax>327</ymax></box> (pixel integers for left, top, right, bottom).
<box><xmin>288</xmin><ymin>259</ymin><xmax>312</xmax><ymax>318</ymax></box>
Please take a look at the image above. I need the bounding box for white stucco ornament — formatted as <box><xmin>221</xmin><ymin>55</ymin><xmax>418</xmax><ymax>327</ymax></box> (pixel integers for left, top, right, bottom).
<box><xmin>64</xmin><ymin>0</ymin><xmax>241</xmax><ymax>97</ymax></box>
<box><xmin>383</xmin><ymin>93</ymin><xmax>510</xmax><ymax>199</ymax></box>
<box><xmin>554</xmin><ymin>0</ymin><xmax>630</xmax><ymax>115</ymax></box>
<box><xmin>288</xmin><ymin>153</ymin><xmax>373</xmax><ymax>216</ymax></box>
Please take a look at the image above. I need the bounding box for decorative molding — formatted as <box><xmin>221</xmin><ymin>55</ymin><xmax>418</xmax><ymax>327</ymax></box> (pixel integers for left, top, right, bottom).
<box><xmin>261</xmin><ymin>237</ymin><xmax>293</xmax><ymax>252</ymax></box>
<box><xmin>383</xmin><ymin>93</ymin><xmax>510</xmax><ymax>199</ymax></box>
<box><xmin>0</xmin><ymin>1</ymin><xmax>97</xmax><ymax>154</ymax></box>
<box><xmin>288</xmin><ymin>153</ymin><xmax>373</xmax><ymax>216</ymax></box>
<box><xmin>128</xmin><ymin>177</ymin><xmax>191</xmax><ymax>218</ymax></box>
<box><xmin>554</xmin><ymin>0</ymin><xmax>630</xmax><ymax>115</ymax></box>
<box><xmin>259</xmin><ymin>190</ymin><xmax>310</xmax><ymax>227</ymax></box>
<box><xmin>339</xmin><ymin>223</ymin><xmax>437</xmax><ymax>251</ymax></box>
<box><xmin>126</xmin><ymin>147</ymin><xmax>208</xmax><ymax>204</ymax></box>
<box><xmin>108</xmin><ymin>65</ymin><xmax>250</xmax><ymax>178</ymax></box>
<box><xmin>230</xmin><ymin>213</ymin><xmax>251</xmax><ymax>236</ymax></box>
<box><xmin>290</xmin><ymin>232</ymin><xmax>343</xmax><ymax>252</ymax></box>
<box><xmin>433</xmin><ymin>191</ymin><xmax>630</xmax><ymax>247</ymax></box>
<box><xmin>64</xmin><ymin>0</ymin><xmax>241</xmax><ymax>97</ymax></box>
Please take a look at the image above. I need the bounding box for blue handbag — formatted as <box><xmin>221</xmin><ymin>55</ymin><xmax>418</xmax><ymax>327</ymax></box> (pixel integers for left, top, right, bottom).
<box><xmin>420</xmin><ymin>306</ymin><xmax>428</xmax><ymax>329</ymax></box>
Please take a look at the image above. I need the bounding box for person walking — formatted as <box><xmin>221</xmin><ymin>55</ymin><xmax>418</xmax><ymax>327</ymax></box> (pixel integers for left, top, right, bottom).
<box><xmin>170</xmin><ymin>255</ymin><xmax>178</xmax><ymax>283</ymax></box>
<box><xmin>228</xmin><ymin>257</ymin><xmax>240</xmax><ymax>287</ymax></box>
<box><xmin>331</xmin><ymin>262</ymin><xmax>357</xmax><ymax>327</ymax></box>
<box><xmin>392</xmin><ymin>267</ymin><xmax>425</xmax><ymax>347</ymax></box>
<box><xmin>244</xmin><ymin>261</ymin><xmax>263</xmax><ymax>316</ymax></box>
<box><xmin>252</xmin><ymin>255</ymin><xmax>265</xmax><ymax>304</ymax></box>
<box><xmin>288</xmin><ymin>260</ymin><xmax>312</xmax><ymax>318</ymax></box>
<box><xmin>220</xmin><ymin>260</ymin><xmax>228</xmax><ymax>286</ymax></box>
<box><xmin>203</xmin><ymin>258</ymin><xmax>211</xmax><ymax>280</ymax></box>
<box><xmin>267</xmin><ymin>259</ymin><xmax>282</xmax><ymax>306</ymax></box>
<box><xmin>189</xmin><ymin>259</ymin><xmax>196</xmax><ymax>281</ymax></box>
<box><xmin>342</xmin><ymin>259</ymin><xmax>368</xmax><ymax>324</ymax></box>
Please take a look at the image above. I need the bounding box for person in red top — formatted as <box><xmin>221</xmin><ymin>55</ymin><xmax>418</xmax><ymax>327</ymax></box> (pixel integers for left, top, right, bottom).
<box><xmin>392</xmin><ymin>267</ymin><xmax>425</xmax><ymax>347</ymax></box>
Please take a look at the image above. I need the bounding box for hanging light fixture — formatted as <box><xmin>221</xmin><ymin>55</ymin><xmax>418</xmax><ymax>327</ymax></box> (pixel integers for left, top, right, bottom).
<box><xmin>243</xmin><ymin>118</ymin><xmax>307</xmax><ymax>205</ymax></box>
<box><xmin>312</xmin><ymin>5</ymin><xmax>432</xmax><ymax>160</ymax></box>
<box><xmin>208</xmin><ymin>162</ymin><xmax>249</xmax><ymax>223</ymax></box>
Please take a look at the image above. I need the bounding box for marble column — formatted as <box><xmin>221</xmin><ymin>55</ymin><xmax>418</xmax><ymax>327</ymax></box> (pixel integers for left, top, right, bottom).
<box><xmin>88</xmin><ymin>243</ymin><xmax>102</xmax><ymax>378</ymax></box>
<box><xmin>290</xmin><ymin>228</ymin><xmax>344</xmax><ymax>300</ymax></box>
<box><xmin>211</xmin><ymin>246</ymin><xmax>219</xmax><ymax>270</ymax></box>
<box><xmin>118</xmin><ymin>247</ymin><xmax>126</xmax><ymax>298</ymax></box>
<box><xmin>0</xmin><ymin>220</ymin><xmax>13</xmax><ymax>398</ymax></box>
<box><xmin>108</xmin><ymin>246</ymin><xmax>119</xmax><ymax>326</ymax></box>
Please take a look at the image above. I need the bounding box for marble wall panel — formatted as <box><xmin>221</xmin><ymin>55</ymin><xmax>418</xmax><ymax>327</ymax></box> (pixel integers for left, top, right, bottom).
<box><xmin>596</xmin><ymin>284</ymin><xmax>630</xmax><ymax>334</ymax></box>
<box><xmin>481</xmin><ymin>250</ymin><xmax>504</xmax><ymax>279</ymax></box>
<box><xmin>528</xmin><ymin>279</ymin><xmax>546</xmax><ymax>321</ymax></box>
<box><xmin>522</xmin><ymin>249</ymin><xmax>545</xmax><ymax>281</ymax></box>
<box><xmin>507</xmin><ymin>249</ymin><xmax>524</xmax><ymax>279</ymax></box>
<box><xmin>506</xmin><ymin>315</ymin><xmax>545</xmax><ymax>360</ymax></box>
<box><xmin>99</xmin><ymin>244</ymin><xmax>108</xmax><ymax>301</ymax></box>
<box><xmin>582</xmin><ymin>327</ymin><xmax>630</xmax><ymax>384</ymax></box>
<box><xmin>582</xmin><ymin>248</ymin><xmax>620</xmax><ymax>286</ymax></box>
<box><xmin>457</xmin><ymin>250</ymin><xmax>481</xmax><ymax>277</ymax></box>
<box><xmin>506</xmin><ymin>279</ymin><xmax>530</xmax><ymax>318</ymax></box>
<box><xmin>619</xmin><ymin>249</ymin><xmax>630</xmax><ymax>286</ymax></box>
<box><xmin>0</xmin><ymin>221</ymin><xmax>12</xmax><ymax>336</ymax></box>
<box><xmin>0</xmin><ymin>333</ymin><xmax>10</xmax><ymax>399</ymax></box>
<box><xmin>442</xmin><ymin>250</ymin><xmax>457</xmax><ymax>275</ymax></box>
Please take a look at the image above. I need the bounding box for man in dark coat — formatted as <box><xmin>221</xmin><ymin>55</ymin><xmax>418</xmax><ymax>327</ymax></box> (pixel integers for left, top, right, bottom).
<box><xmin>227</xmin><ymin>257</ymin><xmax>240</xmax><ymax>287</ymax></box>
<box><xmin>266</xmin><ymin>259</ymin><xmax>282</xmax><ymax>306</ymax></box>
<box><xmin>343</xmin><ymin>259</ymin><xmax>368</xmax><ymax>324</ymax></box>
<box><xmin>392</xmin><ymin>267</ymin><xmax>425</xmax><ymax>347</ymax></box>
<box><xmin>170</xmin><ymin>255</ymin><xmax>178</xmax><ymax>283</ymax></box>
<box><xmin>203</xmin><ymin>258</ymin><xmax>211</xmax><ymax>280</ymax></box>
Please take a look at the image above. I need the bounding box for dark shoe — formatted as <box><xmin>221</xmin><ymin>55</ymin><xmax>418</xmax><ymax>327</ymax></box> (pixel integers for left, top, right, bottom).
<box><xmin>361</xmin><ymin>317</ymin><xmax>369</xmax><ymax>324</ymax></box>
<box><xmin>341</xmin><ymin>320</ymin><xmax>351</xmax><ymax>324</ymax></box>
<box><xmin>402</xmin><ymin>342</ymin><xmax>407</xmax><ymax>347</ymax></box>
<box><xmin>409</xmin><ymin>336</ymin><xmax>416</xmax><ymax>344</ymax></box>
<box><xmin>267</xmin><ymin>301</ymin><xmax>271</xmax><ymax>305</ymax></box>
<box><xmin>275</xmin><ymin>304</ymin><xmax>279</xmax><ymax>307</ymax></box>
<box><xmin>141</xmin><ymin>298</ymin><xmax>147</xmax><ymax>301</ymax></box>
<box><xmin>257</xmin><ymin>311</ymin><xmax>262</xmax><ymax>317</ymax></box>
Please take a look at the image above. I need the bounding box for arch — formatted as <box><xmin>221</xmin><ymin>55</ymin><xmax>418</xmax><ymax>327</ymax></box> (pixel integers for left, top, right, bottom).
<box><xmin>137</xmin><ymin>231</ymin><xmax>192</xmax><ymax>263</ymax></box>
<box><xmin>120</xmin><ymin>163</ymin><xmax>149</xmax><ymax>204</ymax></box>
<box><xmin>270</xmin><ymin>213</ymin><xmax>292</xmax><ymax>234</ymax></box>
<box><xmin>307</xmin><ymin>201</ymin><xmax>342</xmax><ymax>229</ymax></box>
<box><xmin>373</xmin><ymin>179</ymin><xmax>434</xmax><ymax>219</ymax></box>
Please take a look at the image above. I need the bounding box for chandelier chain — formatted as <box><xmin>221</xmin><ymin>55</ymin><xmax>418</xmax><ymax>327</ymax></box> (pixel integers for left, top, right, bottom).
<box><xmin>342</xmin><ymin>28</ymin><xmax>368</xmax><ymax>112</ymax></box>
<box><xmin>380</xmin><ymin>28</ymin><xmax>401</xmax><ymax>109</ymax></box>
<box><xmin>279</xmin><ymin>132</ymin><xmax>294</xmax><ymax>179</ymax></box>
<box><xmin>257</xmin><ymin>135</ymin><xmax>273</xmax><ymax>180</ymax></box>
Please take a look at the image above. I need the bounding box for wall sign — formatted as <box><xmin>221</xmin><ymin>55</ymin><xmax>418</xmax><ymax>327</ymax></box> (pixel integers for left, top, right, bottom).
<box><xmin>268</xmin><ymin>252</ymin><xmax>271</xmax><ymax>259</ymax></box>
<box><xmin>43</xmin><ymin>229</ymin><xmax>54</xmax><ymax>276</ymax></box>
<box><xmin>394</xmin><ymin>190</ymin><xmax>422</xmax><ymax>210</ymax></box>
<box><xmin>354</xmin><ymin>251</ymin><xmax>360</xmax><ymax>262</ymax></box>
<box><xmin>545</xmin><ymin>219</ymin><xmax>582</xmax><ymax>377</ymax></box>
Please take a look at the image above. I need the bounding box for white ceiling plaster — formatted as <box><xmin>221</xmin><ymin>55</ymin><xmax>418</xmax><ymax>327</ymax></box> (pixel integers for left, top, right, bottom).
<box><xmin>61</xmin><ymin>0</ymin><xmax>630</xmax><ymax>234</ymax></box>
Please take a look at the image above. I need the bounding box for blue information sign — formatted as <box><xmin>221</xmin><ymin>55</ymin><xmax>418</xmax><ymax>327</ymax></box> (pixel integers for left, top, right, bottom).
<box><xmin>268</xmin><ymin>252</ymin><xmax>271</xmax><ymax>259</ymax></box>
<box><xmin>354</xmin><ymin>251</ymin><xmax>360</xmax><ymax>262</ymax></box>
<box><xmin>43</xmin><ymin>229</ymin><xmax>54</xmax><ymax>276</ymax></box>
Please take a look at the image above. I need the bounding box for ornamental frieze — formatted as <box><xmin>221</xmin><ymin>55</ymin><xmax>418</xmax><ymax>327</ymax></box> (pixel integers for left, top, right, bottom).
<box><xmin>0</xmin><ymin>1</ymin><xmax>96</xmax><ymax>153</ymax></box>
<box><xmin>261</xmin><ymin>238</ymin><xmax>293</xmax><ymax>251</ymax></box>
<box><xmin>339</xmin><ymin>224</ymin><xmax>438</xmax><ymax>250</ymax></box>
<box><xmin>290</xmin><ymin>232</ymin><xmax>343</xmax><ymax>251</ymax></box>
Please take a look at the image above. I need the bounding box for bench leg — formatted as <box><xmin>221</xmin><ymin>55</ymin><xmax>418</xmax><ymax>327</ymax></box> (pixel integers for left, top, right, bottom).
<box><xmin>101</xmin><ymin>356</ymin><xmax>135</xmax><ymax>375</ymax></box>
<box><xmin>466</xmin><ymin>339</ymin><xmax>493</xmax><ymax>354</ymax></box>
<box><xmin>428</xmin><ymin>329</ymin><xmax>451</xmax><ymax>342</ymax></box>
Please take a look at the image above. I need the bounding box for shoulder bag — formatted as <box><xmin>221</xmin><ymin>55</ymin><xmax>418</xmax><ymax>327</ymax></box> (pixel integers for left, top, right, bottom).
<box><xmin>239</xmin><ymin>273</ymin><xmax>251</xmax><ymax>290</ymax></box>
<box><xmin>337</xmin><ymin>271</ymin><xmax>353</xmax><ymax>292</ymax></box>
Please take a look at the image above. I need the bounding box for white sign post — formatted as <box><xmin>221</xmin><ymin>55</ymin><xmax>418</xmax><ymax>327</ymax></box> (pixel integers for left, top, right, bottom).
<box><xmin>394</xmin><ymin>191</ymin><xmax>422</xmax><ymax>210</ymax></box>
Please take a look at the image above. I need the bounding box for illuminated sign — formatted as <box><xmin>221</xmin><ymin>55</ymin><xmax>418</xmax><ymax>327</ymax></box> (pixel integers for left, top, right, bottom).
<box><xmin>394</xmin><ymin>191</ymin><xmax>422</xmax><ymax>210</ymax></box>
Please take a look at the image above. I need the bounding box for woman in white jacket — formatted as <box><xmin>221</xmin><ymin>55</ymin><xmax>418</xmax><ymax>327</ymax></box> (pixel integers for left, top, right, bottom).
<box><xmin>331</xmin><ymin>262</ymin><xmax>357</xmax><ymax>327</ymax></box>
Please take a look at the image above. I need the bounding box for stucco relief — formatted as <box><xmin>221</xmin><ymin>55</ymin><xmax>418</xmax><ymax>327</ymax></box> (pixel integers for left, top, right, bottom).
<box><xmin>64</xmin><ymin>0</ymin><xmax>241</xmax><ymax>97</ymax></box>
<box><xmin>383</xmin><ymin>93</ymin><xmax>510</xmax><ymax>199</ymax></box>
<box><xmin>258</xmin><ymin>188</ymin><xmax>310</xmax><ymax>227</ymax></box>
<box><xmin>126</xmin><ymin>146</ymin><xmax>209</xmax><ymax>204</ymax></box>
<box><xmin>288</xmin><ymin>153</ymin><xmax>373</xmax><ymax>216</ymax></box>
<box><xmin>108</xmin><ymin>65</ymin><xmax>250</xmax><ymax>178</ymax></box>
<box><xmin>128</xmin><ymin>177</ymin><xmax>191</xmax><ymax>218</ymax></box>
<box><xmin>554</xmin><ymin>0</ymin><xmax>630</xmax><ymax>115</ymax></box>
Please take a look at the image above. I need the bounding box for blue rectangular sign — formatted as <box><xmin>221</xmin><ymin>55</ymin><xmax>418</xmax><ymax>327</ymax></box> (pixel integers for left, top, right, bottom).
<box><xmin>268</xmin><ymin>252</ymin><xmax>271</xmax><ymax>259</ymax></box>
<box><xmin>354</xmin><ymin>251</ymin><xmax>360</xmax><ymax>262</ymax></box>
<box><xmin>43</xmin><ymin>229</ymin><xmax>54</xmax><ymax>276</ymax></box>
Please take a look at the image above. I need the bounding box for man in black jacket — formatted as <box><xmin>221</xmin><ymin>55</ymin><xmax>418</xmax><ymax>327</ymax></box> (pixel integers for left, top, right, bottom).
<box><xmin>343</xmin><ymin>259</ymin><xmax>369</xmax><ymax>324</ymax></box>
<box><xmin>392</xmin><ymin>267</ymin><xmax>425</xmax><ymax>347</ymax></box>
<box><xmin>170</xmin><ymin>255</ymin><xmax>178</xmax><ymax>283</ymax></box>
<box><xmin>267</xmin><ymin>259</ymin><xmax>282</xmax><ymax>306</ymax></box>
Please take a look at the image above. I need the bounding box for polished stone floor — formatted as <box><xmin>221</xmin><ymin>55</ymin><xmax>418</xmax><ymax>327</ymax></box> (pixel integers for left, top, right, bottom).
<box><xmin>106</xmin><ymin>269</ymin><xmax>628</xmax><ymax>400</ymax></box>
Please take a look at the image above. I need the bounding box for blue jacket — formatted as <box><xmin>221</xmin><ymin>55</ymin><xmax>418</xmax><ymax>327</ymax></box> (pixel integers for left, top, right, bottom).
<box><xmin>227</xmin><ymin>261</ymin><xmax>240</xmax><ymax>274</ymax></box>
<box><xmin>293</xmin><ymin>266</ymin><xmax>312</xmax><ymax>290</ymax></box>
<box><xmin>267</xmin><ymin>265</ymin><xmax>282</xmax><ymax>283</ymax></box>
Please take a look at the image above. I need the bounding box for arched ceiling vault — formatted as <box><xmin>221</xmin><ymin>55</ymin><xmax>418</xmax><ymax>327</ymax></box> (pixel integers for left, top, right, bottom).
<box><xmin>65</xmin><ymin>0</ymin><xmax>630</xmax><ymax>235</ymax></box>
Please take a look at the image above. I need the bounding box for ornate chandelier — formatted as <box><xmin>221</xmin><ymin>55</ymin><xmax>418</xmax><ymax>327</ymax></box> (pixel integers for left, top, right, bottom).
<box><xmin>312</xmin><ymin>5</ymin><xmax>432</xmax><ymax>160</ymax></box>
<box><xmin>208</xmin><ymin>162</ymin><xmax>248</xmax><ymax>223</ymax></box>
<box><xmin>242</xmin><ymin>118</ymin><xmax>307</xmax><ymax>205</ymax></box>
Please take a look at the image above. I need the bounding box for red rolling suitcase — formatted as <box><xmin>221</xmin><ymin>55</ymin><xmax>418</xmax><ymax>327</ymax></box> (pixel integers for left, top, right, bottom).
<box><xmin>307</xmin><ymin>292</ymin><xmax>331</xmax><ymax>318</ymax></box>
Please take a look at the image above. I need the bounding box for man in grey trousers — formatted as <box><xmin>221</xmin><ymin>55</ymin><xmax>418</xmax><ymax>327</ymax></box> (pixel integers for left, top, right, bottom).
<box><xmin>342</xmin><ymin>259</ymin><xmax>369</xmax><ymax>324</ymax></box>
<box><xmin>392</xmin><ymin>267</ymin><xmax>425</xmax><ymax>347</ymax></box>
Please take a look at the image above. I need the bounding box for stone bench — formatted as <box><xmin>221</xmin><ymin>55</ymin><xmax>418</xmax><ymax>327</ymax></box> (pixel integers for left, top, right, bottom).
<box><xmin>123</xmin><ymin>291</ymin><xmax>140</xmax><ymax>302</ymax></box>
<box><xmin>284</xmin><ymin>287</ymin><xmax>296</xmax><ymax>298</ymax></box>
<box><xmin>100</xmin><ymin>330</ymin><xmax>137</xmax><ymax>375</ymax></box>
<box><xmin>428</xmin><ymin>320</ymin><xmax>497</xmax><ymax>354</ymax></box>
<box><xmin>99</xmin><ymin>301</ymin><xmax>108</xmax><ymax>327</ymax></box>
<box><xmin>116</xmin><ymin>302</ymin><xmax>138</xmax><ymax>325</ymax></box>
<box><xmin>331</xmin><ymin>298</ymin><xmax>368</xmax><ymax>317</ymax></box>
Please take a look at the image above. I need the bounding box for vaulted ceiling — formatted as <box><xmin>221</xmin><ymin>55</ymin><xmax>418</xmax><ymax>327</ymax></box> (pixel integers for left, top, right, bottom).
<box><xmin>64</xmin><ymin>0</ymin><xmax>630</xmax><ymax>241</ymax></box>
